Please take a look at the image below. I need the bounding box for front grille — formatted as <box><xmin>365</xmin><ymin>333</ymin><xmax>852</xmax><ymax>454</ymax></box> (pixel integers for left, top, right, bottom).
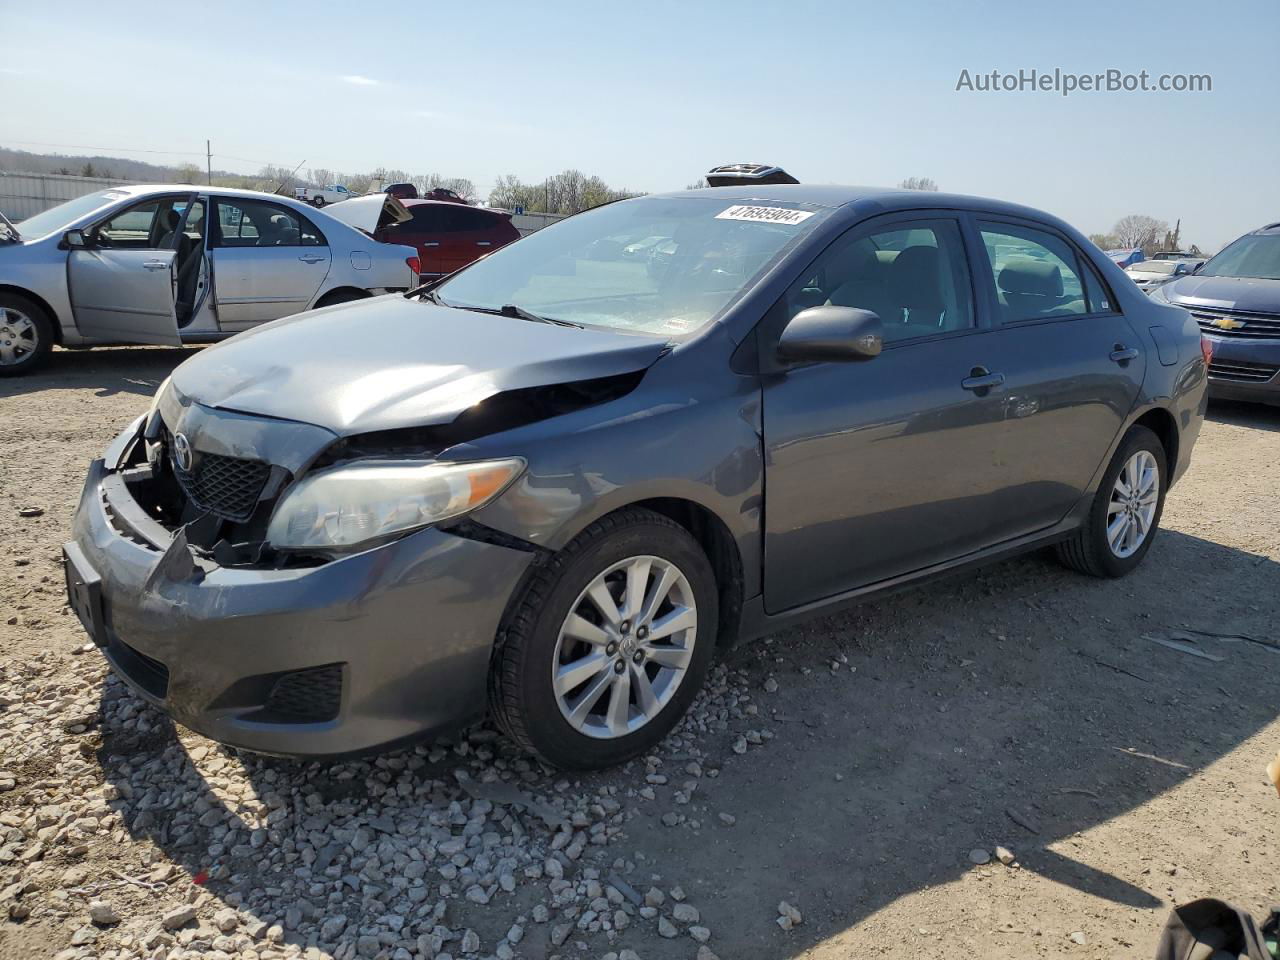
<box><xmin>258</xmin><ymin>664</ymin><xmax>344</xmax><ymax>724</ymax></box>
<box><xmin>166</xmin><ymin>431</ymin><xmax>270</xmax><ymax>521</ymax></box>
<box><xmin>1208</xmin><ymin>359</ymin><xmax>1279</xmax><ymax>383</ymax></box>
<box><xmin>1189</xmin><ymin>306</ymin><xmax>1280</xmax><ymax>339</ymax></box>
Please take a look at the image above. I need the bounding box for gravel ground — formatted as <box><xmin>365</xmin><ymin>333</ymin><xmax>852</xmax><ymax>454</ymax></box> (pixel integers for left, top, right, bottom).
<box><xmin>1</xmin><ymin>346</ymin><xmax>1278</xmax><ymax>960</ymax></box>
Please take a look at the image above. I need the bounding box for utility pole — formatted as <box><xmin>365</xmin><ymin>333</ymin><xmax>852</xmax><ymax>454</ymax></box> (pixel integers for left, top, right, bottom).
<box><xmin>206</xmin><ymin>140</ymin><xmax>212</xmax><ymax>185</ymax></box>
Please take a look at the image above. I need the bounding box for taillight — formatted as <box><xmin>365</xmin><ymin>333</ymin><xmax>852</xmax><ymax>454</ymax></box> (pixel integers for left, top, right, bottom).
<box><xmin>406</xmin><ymin>256</ymin><xmax>421</xmax><ymax>274</ymax></box>
<box><xmin>1200</xmin><ymin>335</ymin><xmax>1213</xmax><ymax>365</ymax></box>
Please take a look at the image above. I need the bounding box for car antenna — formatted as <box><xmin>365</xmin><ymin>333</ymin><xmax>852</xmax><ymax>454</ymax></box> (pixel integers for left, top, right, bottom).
<box><xmin>267</xmin><ymin>159</ymin><xmax>308</xmax><ymax>196</ymax></box>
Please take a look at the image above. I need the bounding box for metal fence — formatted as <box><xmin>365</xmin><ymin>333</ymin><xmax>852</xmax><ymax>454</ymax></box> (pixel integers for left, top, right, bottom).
<box><xmin>0</xmin><ymin>171</ymin><xmax>139</xmax><ymax>220</ymax></box>
<box><xmin>0</xmin><ymin>171</ymin><xmax>571</xmax><ymax>236</ymax></box>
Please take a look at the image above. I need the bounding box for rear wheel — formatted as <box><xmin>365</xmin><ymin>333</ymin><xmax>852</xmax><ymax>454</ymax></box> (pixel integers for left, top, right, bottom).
<box><xmin>0</xmin><ymin>294</ymin><xmax>54</xmax><ymax>377</ymax></box>
<box><xmin>312</xmin><ymin>196</ymin><xmax>326</xmax><ymax>208</ymax></box>
<box><xmin>489</xmin><ymin>508</ymin><xmax>718</xmax><ymax>770</ymax></box>
<box><xmin>1056</xmin><ymin>425</ymin><xmax>1166</xmax><ymax>578</ymax></box>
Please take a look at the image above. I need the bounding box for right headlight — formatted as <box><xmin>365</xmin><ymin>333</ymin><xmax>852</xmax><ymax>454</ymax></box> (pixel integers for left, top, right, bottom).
<box><xmin>266</xmin><ymin>457</ymin><xmax>525</xmax><ymax>551</ymax></box>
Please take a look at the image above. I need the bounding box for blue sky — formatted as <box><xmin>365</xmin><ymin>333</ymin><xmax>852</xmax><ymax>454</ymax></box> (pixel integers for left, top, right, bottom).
<box><xmin>2</xmin><ymin>0</ymin><xmax>1277</xmax><ymax>249</ymax></box>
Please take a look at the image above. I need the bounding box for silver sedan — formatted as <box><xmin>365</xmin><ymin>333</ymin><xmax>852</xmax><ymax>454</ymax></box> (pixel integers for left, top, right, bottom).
<box><xmin>0</xmin><ymin>185</ymin><xmax>418</xmax><ymax>375</ymax></box>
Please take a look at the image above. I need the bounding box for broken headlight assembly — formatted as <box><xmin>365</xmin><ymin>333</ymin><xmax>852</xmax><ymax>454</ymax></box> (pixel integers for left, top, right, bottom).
<box><xmin>265</xmin><ymin>458</ymin><xmax>525</xmax><ymax>551</ymax></box>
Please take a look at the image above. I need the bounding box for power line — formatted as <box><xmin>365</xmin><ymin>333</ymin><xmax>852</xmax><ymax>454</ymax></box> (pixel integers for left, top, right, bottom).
<box><xmin>2</xmin><ymin>139</ymin><xmax>208</xmax><ymax>157</ymax></box>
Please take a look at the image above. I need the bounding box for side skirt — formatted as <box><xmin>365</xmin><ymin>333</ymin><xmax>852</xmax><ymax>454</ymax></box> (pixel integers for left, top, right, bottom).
<box><xmin>736</xmin><ymin>511</ymin><xmax>1088</xmax><ymax>645</ymax></box>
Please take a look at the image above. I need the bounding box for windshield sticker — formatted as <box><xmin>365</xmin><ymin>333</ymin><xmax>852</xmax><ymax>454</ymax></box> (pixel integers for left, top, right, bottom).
<box><xmin>662</xmin><ymin>317</ymin><xmax>692</xmax><ymax>332</ymax></box>
<box><xmin>716</xmin><ymin>205</ymin><xmax>814</xmax><ymax>226</ymax></box>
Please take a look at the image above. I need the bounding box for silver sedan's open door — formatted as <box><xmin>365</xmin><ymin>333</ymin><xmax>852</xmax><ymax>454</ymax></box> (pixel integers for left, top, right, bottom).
<box><xmin>68</xmin><ymin>249</ymin><xmax>182</xmax><ymax>345</ymax></box>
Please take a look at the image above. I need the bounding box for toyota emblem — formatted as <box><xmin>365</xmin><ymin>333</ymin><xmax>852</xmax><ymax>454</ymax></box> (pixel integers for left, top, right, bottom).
<box><xmin>172</xmin><ymin>432</ymin><xmax>194</xmax><ymax>472</ymax></box>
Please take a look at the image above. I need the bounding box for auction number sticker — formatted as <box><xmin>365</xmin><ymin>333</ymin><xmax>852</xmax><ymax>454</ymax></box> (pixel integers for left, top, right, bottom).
<box><xmin>715</xmin><ymin>205</ymin><xmax>814</xmax><ymax>225</ymax></box>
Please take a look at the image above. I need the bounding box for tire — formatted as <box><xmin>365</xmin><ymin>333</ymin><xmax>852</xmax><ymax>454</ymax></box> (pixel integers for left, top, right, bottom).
<box><xmin>0</xmin><ymin>293</ymin><xmax>55</xmax><ymax>377</ymax></box>
<box><xmin>312</xmin><ymin>196</ymin><xmax>326</xmax><ymax>208</ymax></box>
<box><xmin>489</xmin><ymin>508</ymin><xmax>719</xmax><ymax>770</ymax></box>
<box><xmin>1056</xmin><ymin>425</ymin><xmax>1167</xmax><ymax>578</ymax></box>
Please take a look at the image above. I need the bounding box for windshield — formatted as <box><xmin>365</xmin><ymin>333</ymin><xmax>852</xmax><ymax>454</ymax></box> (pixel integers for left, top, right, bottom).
<box><xmin>1131</xmin><ymin>261</ymin><xmax>1176</xmax><ymax>275</ymax></box>
<box><xmin>14</xmin><ymin>190</ymin><xmax>129</xmax><ymax>240</ymax></box>
<box><xmin>1199</xmin><ymin>234</ymin><xmax>1280</xmax><ymax>281</ymax></box>
<box><xmin>433</xmin><ymin>196</ymin><xmax>829</xmax><ymax>336</ymax></box>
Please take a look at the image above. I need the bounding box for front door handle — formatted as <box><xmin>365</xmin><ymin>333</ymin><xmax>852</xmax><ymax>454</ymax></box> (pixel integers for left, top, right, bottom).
<box><xmin>476</xmin><ymin>241</ymin><xmax>492</xmax><ymax>246</ymax></box>
<box><xmin>421</xmin><ymin>242</ymin><xmax>440</xmax><ymax>248</ymax></box>
<box><xmin>142</xmin><ymin>259</ymin><xmax>168</xmax><ymax>271</ymax></box>
<box><xmin>298</xmin><ymin>255</ymin><xmax>325</xmax><ymax>264</ymax></box>
<box><xmin>961</xmin><ymin>368</ymin><xmax>1005</xmax><ymax>393</ymax></box>
<box><xmin>1110</xmin><ymin>345</ymin><xmax>1140</xmax><ymax>363</ymax></box>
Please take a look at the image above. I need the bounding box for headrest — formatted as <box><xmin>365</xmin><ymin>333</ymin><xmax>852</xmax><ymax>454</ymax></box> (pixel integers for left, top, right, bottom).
<box><xmin>887</xmin><ymin>245</ymin><xmax>944</xmax><ymax>310</ymax></box>
<box><xmin>162</xmin><ymin>209</ymin><xmax>180</xmax><ymax>230</ymax></box>
<box><xmin>998</xmin><ymin>257</ymin><xmax>1063</xmax><ymax>297</ymax></box>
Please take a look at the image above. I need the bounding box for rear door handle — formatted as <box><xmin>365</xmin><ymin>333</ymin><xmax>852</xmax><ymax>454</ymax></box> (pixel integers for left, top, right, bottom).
<box><xmin>476</xmin><ymin>241</ymin><xmax>492</xmax><ymax>246</ymax></box>
<box><xmin>142</xmin><ymin>259</ymin><xmax>168</xmax><ymax>271</ymax></box>
<box><xmin>421</xmin><ymin>242</ymin><xmax>440</xmax><ymax>248</ymax></box>
<box><xmin>1110</xmin><ymin>345</ymin><xmax>1140</xmax><ymax>363</ymax></box>
<box><xmin>961</xmin><ymin>369</ymin><xmax>1005</xmax><ymax>392</ymax></box>
<box><xmin>298</xmin><ymin>255</ymin><xmax>325</xmax><ymax>264</ymax></box>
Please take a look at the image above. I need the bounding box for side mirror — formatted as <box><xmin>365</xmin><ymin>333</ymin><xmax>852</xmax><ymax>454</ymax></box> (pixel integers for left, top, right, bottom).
<box><xmin>63</xmin><ymin>229</ymin><xmax>87</xmax><ymax>249</ymax></box>
<box><xmin>777</xmin><ymin>305</ymin><xmax>883</xmax><ymax>363</ymax></box>
<box><xmin>1192</xmin><ymin>262</ymin><xmax>1204</xmax><ymax>275</ymax></box>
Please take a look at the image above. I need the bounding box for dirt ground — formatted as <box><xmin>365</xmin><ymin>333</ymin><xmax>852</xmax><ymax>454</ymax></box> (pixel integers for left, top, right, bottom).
<box><xmin>1</xmin><ymin>346</ymin><xmax>1277</xmax><ymax>960</ymax></box>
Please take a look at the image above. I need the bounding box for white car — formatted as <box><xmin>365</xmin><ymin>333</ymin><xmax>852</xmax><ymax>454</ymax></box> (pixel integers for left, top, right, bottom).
<box><xmin>0</xmin><ymin>185</ymin><xmax>418</xmax><ymax>375</ymax></box>
<box><xmin>293</xmin><ymin>184</ymin><xmax>353</xmax><ymax>207</ymax></box>
<box><xmin>1125</xmin><ymin>258</ymin><xmax>1205</xmax><ymax>293</ymax></box>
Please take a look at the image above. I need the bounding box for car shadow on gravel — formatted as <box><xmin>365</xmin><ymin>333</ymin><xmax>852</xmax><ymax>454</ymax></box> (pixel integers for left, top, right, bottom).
<box><xmin>88</xmin><ymin>527</ymin><xmax>1280</xmax><ymax>958</ymax></box>
<box><xmin>0</xmin><ymin>346</ymin><xmax>201</xmax><ymax>400</ymax></box>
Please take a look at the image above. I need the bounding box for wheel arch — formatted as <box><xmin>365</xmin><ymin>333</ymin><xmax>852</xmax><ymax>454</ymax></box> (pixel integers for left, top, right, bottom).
<box><xmin>617</xmin><ymin>497</ymin><xmax>745</xmax><ymax>649</ymax></box>
<box><xmin>0</xmin><ymin>285</ymin><xmax>62</xmax><ymax>344</ymax></box>
<box><xmin>1131</xmin><ymin>406</ymin><xmax>1179</xmax><ymax>478</ymax></box>
<box><xmin>313</xmin><ymin>286</ymin><xmax>372</xmax><ymax>309</ymax></box>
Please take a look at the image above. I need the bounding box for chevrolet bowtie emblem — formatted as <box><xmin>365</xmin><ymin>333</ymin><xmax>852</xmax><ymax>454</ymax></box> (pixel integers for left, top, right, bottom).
<box><xmin>1212</xmin><ymin>316</ymin><xmax>1246</xmax><ymax>330</ymax></box>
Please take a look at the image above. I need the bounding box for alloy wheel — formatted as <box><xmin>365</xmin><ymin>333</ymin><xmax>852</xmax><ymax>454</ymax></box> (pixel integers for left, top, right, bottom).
<box><xmin>0</xmin><ymin>308</ymin><xmax>37</xmax><ymax>367</ymax></box>
<box><xmin>552</xmin><ymin>555</ymin><xmax>697</xmax><ymax>739</ymax></box>
<box><xmin>1106</xmin><ymin>450</ymin><xmax>1159</xmax><ymax>558</ymax></box>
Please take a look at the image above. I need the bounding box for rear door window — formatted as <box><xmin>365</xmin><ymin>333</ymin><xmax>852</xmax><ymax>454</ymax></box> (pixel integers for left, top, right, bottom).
<box><xmin>214</xmin><ymin>199</ymin><xmax>326</xmax><ymax>247</ymax></box>
<box><xmin>977</xmin><ymin>222</ymin><xmax>1088</xmax><ymax>323</ymax></box>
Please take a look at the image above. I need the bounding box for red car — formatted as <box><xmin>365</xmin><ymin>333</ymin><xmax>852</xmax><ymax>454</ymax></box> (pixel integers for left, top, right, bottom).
<box><xmin>374</xmin><ymin>200</ymin><xmax>519</xmax><ymax>278</ymax></box>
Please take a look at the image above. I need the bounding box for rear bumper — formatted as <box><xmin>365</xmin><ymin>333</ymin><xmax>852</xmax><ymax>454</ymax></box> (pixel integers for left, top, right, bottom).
<box><xmin>68</xmin><ymin>459</ymin><xmax>535</xmax><ymax>757</ymax></box>
<box><xmin>1204</xmin><ymin>334</ymin><xmax>1280</xmax><ymax>405</ymax></box>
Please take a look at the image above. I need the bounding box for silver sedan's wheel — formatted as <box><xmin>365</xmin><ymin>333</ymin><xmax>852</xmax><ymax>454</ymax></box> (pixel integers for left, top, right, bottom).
<box><xmin>552</xmin><ymin>555</ymin><xmax>697</xmax><ymax>740</ymax></box>
<box><xmin>1106</xmin><ymin>450</ymin><xmax>1159</xmax><ymax>558</ymax></box>
<box><xmin>0</xmin><ymin>307</ymin><xmax>38</xmax><ymax>367</ymax></box>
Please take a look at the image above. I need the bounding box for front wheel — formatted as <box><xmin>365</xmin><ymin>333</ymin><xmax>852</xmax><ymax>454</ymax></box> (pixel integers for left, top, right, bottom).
<box><xmin>489</xmin><ymin>508</ymin><xmax>718</xmax><ymax>770</ymax></box>
<box><xmin>1056</xmin><ymin>425</ymin><xmax>1167</xmax><ymax>578</ymax></box>
<box><xmin>0</xmin><ymin>293</ymin><xmax>54</xmax><ymax>377</ymax></box>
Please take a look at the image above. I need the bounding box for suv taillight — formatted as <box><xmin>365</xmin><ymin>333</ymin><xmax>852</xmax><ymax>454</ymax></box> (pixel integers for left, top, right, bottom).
<box><xmin>406</xmin><ymin>256</ymin><xmax>421</xmax><ymax>274</ymax></box>
<box><xmin>1200</xmin><ymin>335</ymin><xmax>1213</xmax><ymax>365</ymax></box>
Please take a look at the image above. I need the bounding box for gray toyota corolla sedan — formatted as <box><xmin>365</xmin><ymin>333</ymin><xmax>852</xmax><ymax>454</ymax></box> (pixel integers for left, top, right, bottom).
<box><xmin>65</xmin><ymin>185</ymin><xmax>1208</xmax><ymax>769</ymax></box>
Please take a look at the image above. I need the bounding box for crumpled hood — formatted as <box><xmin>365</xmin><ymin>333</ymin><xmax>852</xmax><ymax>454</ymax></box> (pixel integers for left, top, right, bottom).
<box><xmin>170</xmin><ymin>295</ymin><xmax>671</xmax><ymax>435</ymax></box>
<box><xmin>1162</xmin><ymin>274</ymin><xmax>1280</xmax><ymax>312</ymax></box>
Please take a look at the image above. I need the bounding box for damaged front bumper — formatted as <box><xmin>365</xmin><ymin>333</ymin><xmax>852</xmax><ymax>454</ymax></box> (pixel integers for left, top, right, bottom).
<box><xmin>66</xmin><ymin>451</ymin><xmax>536</xmax><ymax>757</ymax></box>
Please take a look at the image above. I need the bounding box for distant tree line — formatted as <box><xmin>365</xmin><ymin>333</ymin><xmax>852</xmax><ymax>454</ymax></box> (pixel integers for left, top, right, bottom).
<box><xmin>488</xmin><ymin>170</ymin><xmax>642</xmax><ymax>214</ymax></box>
<box><xmin>1089</xmin><ymin>215</ymin><xmax>1204</xmax><ymax>257</ymax></box>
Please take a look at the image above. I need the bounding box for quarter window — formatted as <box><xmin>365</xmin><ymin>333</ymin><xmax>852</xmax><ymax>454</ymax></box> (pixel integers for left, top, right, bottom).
<box><xmin>785</xmin><ymin>219</ymin><xmax>974</xmax><ymax>345</ymax></box>
<box><xmin>977</xmin><ymin>222</ymin><xmax>1087</xmax><ymax>323</ymax></box>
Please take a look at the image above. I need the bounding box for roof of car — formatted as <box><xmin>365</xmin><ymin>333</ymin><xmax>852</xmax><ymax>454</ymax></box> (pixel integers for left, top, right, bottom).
<box><xmin>656</xmin><ymin>184</ymin><xmax>1074</xmax><ymax>226</ymax></box>
<box><xmin>110</xmin><ymin>183</ymin><xmax>319</xmax><ymax>204</ymax></box>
